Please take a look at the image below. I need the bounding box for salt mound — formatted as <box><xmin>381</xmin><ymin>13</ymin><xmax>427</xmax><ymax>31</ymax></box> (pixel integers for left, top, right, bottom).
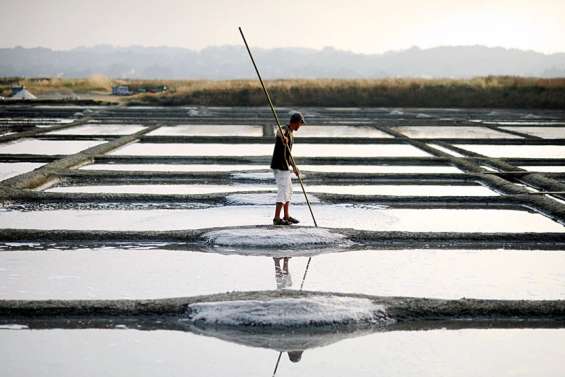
<box><xmin>187</xmin><ymin>296</ymin><xmax>390</xmax><ymax>327</ymax></box>
<box><xmin>226</xmin><ymin>193</ymin><xmax>320</xmax><ymax>205</ymax></box>
<box><xmin>203</xmin><ymin>227</ymin><xmax>351</xmax><ymax>248</ymax></box>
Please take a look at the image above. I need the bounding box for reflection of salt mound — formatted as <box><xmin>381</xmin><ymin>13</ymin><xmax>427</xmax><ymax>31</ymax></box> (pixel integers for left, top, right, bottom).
<box><xmin>416</xmin><ymin>113</ymin><xmax>432</xmax><ymax>118</ymax></box>
<box><xmin>389</xmin><ymin>110</ymin><xmax>404</xmax><ymax>115</ymax></box>
<box><xmin>203</xmin><ymin>227</ymin><xmax>350</xmax><ymax>248</ymax></box>
<box><xmin>226</xmin><ymin>193</ymin><xmax>320</xmax><ymax>205</ymax></box>
<box><xmin>187</xmin><ymin>296</ymin><xmax>390</xmax><ymax>327</ymax></box>
<box><xmin>189</xmin><ymin>322</ymin><xmax>376</xmax><ymax>351</ymax></box>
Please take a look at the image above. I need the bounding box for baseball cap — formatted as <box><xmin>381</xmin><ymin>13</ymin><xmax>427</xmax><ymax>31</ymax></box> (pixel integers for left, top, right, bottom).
<box><xmin>290</xmin><ymin>112</ymin><xmax>305</xmax><ymax>124</ymax></box>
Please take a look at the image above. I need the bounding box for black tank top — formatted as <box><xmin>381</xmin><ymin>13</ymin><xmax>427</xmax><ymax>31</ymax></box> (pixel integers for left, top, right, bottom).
<box><xmin>270</xmin><ymin>125</ymin><xmax>293</xmax><ymax>170</ymax></box>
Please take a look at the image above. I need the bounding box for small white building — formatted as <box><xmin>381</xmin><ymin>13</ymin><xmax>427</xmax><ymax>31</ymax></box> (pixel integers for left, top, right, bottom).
<box><xmin>112</xmin><ymin>85</ymin><xmax>131</xmax><ymax>96</ymax></box>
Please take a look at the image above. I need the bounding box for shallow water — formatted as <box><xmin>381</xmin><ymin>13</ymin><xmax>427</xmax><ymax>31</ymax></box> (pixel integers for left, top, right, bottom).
<box><xmin>80</xmin><ymin>163</ymin><xmax>267</xmax><ymax>172</ymax></box>
<box><xmin>46</xmin><ymin>184</ymin><xmax>274</xmax><ymax>195</ymax></box>
<box><xmin>1</xmin><ymin>327</ymin><xmax>564</xmax><ymax>377</ymax></box>
<box><xmin>2</xmin><ymin>107</ymin><xmax>565</xmax><ymax>376</ymax></box>
<box><xmin>46</xmin><ymin>184</ymin><xmax>495</xmax><ymax>196</ymax></box>
<box><xmin>297</xmin><ymin>165</ymin><xmax>462</xmax><ymax>173</ymax></box>
<box><xmin>79</xmin><ymin>164</ymin><xmax>463</xmax><ymax>174</ymax></box>
<box><xmin>454</xmin><ymin>144</ymin><xmax>565</xmax><ymax>159</ymax></box>
<box><xmin>519</xmin><ymin>165</ymin><xmax>565</xmax><ymax>173</ymax></box>
<box><xmin>0</xmin><ymin>162</ymin><xmax>45</xmax><ymax>181</ymax></box>
<box><xmin>393</xmin><ymin>126</ymin><xmax>520</xmax><ymax>139</ymax></box>
<box><xmin>428</xmin><ymin>144</ymin><xmax>465</xmax><ymax>157</ymax></box>
<box><xmin>148</xmin><ymin>125</ymin><xmax>263</xmax><ymax>136</ymax></box>
<box><xmin>109</xmin><ymin>143</ymin><xmax>430</xmax><ymax>157</ymax></box>
<box><xmin>1</xmin><ymin>249</ymin><xmax>564</xmax><ymax>300</ymax></box>
<box><xmin>46</xmin><ymin>124</ymin><xmax>145</xmax><ymax>135</ymax></box>
<box><xmin>295</xmin><ymin>126</ymin><xmax>392</xmax><ymax>138</ymax></box>
<box><xmin>499</xmin><ymin>126</ymin><xmax>565</xmax><ymax>139</ymax></box>
<box><xmin>0</xmin><ymin>206</ymin><xmax>561</xmax><ymax>232</ymax></box>
<box><xmin>0</xmin><ymin>139</ymin><xmax>103</xmax><ymax>155</ymax></box>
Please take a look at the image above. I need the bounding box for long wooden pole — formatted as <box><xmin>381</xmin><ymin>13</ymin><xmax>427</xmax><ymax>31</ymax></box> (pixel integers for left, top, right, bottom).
<box><xmin>239</xmin><ymin>28</ymin><xmax>316</xmax><ymax>376</ymax></box>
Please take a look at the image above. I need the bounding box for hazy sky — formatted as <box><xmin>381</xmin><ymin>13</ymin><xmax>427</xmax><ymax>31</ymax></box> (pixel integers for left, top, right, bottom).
<box><xmin>2</xmin><ymin>0</ymin><xmax>564</xmax><ymax>53</ymax></box>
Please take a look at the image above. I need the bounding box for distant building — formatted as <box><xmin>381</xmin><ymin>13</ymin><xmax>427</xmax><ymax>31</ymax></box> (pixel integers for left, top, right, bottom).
<box><xmin>112</xmin><ymin>84</ymin><xmax>168</xmax><ymax>96</ymax></box>
<box><xmin>146</xmin><ymin>85</ymin><xmax>167</xmax><ymax>93</ymax></box>
<box><xmin>135</xmin><ymin>85</ymin><xmax>168</xmax><ymax>94</ymax></box>
<box><xmin>112</xmin><ymin>85</ymin><xmax>131</xmax><ymax>96</ymax></box>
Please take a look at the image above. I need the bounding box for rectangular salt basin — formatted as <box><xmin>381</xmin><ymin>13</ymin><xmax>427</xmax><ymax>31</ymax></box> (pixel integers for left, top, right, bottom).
<box><xmin>519</xmin><ymin>165</ymin><xmax>565</xmax><ymax>173</ymax></box>
<box><xmin>0</xmin><ymin>162</ymin><xmax>45</xmax><ymax>181</ymax></box>
<box><xmin>80</xmin><ymin>164</ymin><xmax>462</xmax><ymax>174</ymax></box>
<box><xmin>46</xmin><ymin>184</ymin><xmax>273</xmax><ymax>195</ymax></box>
<box><xmin>429</xmin><ymin>144</ymin><xmax>465</xmax><ymax>157</ymax></box>
<box><xmin>46</xmin><ymin>124</ymin><xmax>146</xmax><ymax>135</ymax></box>
<box><xmin>393</xmin><ymin>126</ymin><xmax>521</xmax><ymax>139</ymax></box>
<box><xmin>80</xmin><ymin>164</ymin><xmax>267</xmax><ymax>172</ymax></box>
<box><xmin>45</xmin><ymin>184</ymin><xmax>496</xmax><ymax>196</ymax></box>
<box><xmin>1</xmin><ymin>206</ymin><xmax>562</xmax><ymax>233</ymax></box>
<box><xmin>307</xmin><ymin>184</ymin><xmax>496</xmax><ymax>196</ymax></box>
<box><xmin>2</xmin><ymin>329</ymin><xmax>564</xmax><ymax>377</ymax></box>
<box><xmin>499</xmin><ymin>126</ymin><xmax>565</xmax><ymax>139</ymax></box>
<box><xmin>0</xmin><ymin>139</ymin><xmax>103</xmax><ymax>155</ymax></box>
<box><xmin>293</xmin><ymin>125</ymin><xmax>393</xmax><ymax>138</ymax></box>
<box><xmin>109</xmin><ymin>143</ymin><xmax>430</xmax><ymax>157</ymax></box>
<box><xmin>148</xmin><ymin>125</ymin><xmax>263</xmax><ymax>136</ymax></box>
<box><xmin>454</xmin><ymin>144</ymin><xmax>565</xmax><ymax>159</ymax></box>
<box><xmin>1</xmin><ymin>249</ymin><xmax>564</xmax><ymax>300</ymax></box>
<box><xmin>300</xmin><ymin>165</ymin><xmax>462</xmax><ymax>173</ymax></box>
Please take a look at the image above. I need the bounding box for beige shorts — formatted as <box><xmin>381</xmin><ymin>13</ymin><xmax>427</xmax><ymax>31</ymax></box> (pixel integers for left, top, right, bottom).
<box><xmin>273</xmin><ymin>169</ymin><xmax>292</xmax><ymax>203</ymax></box>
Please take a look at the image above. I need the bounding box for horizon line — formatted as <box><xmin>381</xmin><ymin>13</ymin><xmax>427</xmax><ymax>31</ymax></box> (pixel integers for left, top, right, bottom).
<box><xmin>2</xmin><ymin>44</ymin><xmax>564</xmax><ymax>56</ymax></box>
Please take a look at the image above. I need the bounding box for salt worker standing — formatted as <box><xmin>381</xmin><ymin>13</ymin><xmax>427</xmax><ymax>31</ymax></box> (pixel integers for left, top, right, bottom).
<box><xmin>271</xmin><ymin>112</ymin><xmax>304</xmax><ymax>225</ymax></box>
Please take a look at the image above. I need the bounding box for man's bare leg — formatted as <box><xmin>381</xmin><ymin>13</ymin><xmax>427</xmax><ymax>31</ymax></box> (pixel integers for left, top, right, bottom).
<box><xmin>274</xmin><ymin>202</ymin><xmax>284</xmax><ymax>220</ymax></box>
<box><xmin>283</xmin><ymin>202</ymin><xmax>290</xmax><ymax>219</ymax></box>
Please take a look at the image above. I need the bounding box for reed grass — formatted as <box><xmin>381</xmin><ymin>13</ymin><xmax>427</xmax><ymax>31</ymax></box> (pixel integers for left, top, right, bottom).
<box><xmin>2</xmin><ymin>76</ymin><xmax>564</xmax><ymax>108</ymax></box>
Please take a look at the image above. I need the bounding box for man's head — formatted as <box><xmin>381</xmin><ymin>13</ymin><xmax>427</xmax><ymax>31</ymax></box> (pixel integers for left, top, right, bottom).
<box><xmin>289</xmin><ymin>112</ymin><xmax>305</xmax><ymax>131</ymax></box>
<box><xmin>287</xmin><ymin>351</ymin><xmax>303</xmax><ymax>363</ymax></box>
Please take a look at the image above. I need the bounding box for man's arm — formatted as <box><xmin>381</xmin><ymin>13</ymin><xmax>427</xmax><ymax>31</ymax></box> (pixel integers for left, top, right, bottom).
<box><xmin>276</xmin><ymin>128</ymin><xmax>289</xmax><ymax>144</ymax></box>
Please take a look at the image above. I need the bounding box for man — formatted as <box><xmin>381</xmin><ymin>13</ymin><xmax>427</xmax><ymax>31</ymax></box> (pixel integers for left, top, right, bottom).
<box><xmin>270</xmin><ymin>112</ymin><xmax>304</xmax><ymax>225</ymax></box>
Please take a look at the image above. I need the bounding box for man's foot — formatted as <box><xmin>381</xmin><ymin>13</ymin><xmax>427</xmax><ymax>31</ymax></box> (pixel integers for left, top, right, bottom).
<box><xmin>273</xmin><ymin>218</ymin><xmax>291</xmax><ymax>226</ymax></box>
<box><xmin>284</xmin><ymin>216</ymin><xmax>300</xmax><ymax>224</ymax></box>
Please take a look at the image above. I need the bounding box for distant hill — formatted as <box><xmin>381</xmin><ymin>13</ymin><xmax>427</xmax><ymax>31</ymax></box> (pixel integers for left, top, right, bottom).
<box><xmin>1</xmin><ymin>45</ymin><xmax>564</xmax><ymax>79</ymax></box>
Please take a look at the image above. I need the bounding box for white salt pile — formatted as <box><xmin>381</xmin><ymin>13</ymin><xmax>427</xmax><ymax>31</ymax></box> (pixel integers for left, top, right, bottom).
<box><xmin>187</xmin><ymin>296</ymin><xmax>390</xmax><ymax>327</ymax></box>
<box><xmin>202</xmin><ymin>227</ymin><xmax>351</xmax><ymax>248</ymax></box>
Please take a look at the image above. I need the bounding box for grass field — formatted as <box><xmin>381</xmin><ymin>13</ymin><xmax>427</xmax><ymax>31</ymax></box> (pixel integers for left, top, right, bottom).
<box><xmin>2</xmin><ymin>76</ymin><xmax>565</xmax><ymax>109</ymax></box>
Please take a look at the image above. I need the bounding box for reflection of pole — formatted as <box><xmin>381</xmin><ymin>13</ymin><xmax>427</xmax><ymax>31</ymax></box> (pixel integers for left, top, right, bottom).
<box><xmin>299</xmin><ymin>257</ymin><xmax>312</xmax><ymax>290</ymax></box>
<box><xmin>272</xmin><ymin>352</ymin><xmax>283</xmax><ymax>377</ymax></box>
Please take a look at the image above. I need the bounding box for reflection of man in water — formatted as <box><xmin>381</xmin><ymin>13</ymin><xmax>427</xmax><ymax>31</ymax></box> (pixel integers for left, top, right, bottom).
<box><xmin>287</xmin><ymin>351</ymin><xmax>303</xmax><ymax>363</ymax></box>
<box><xmin>272</xmin><ymin>258</ymin><xmax>303</xmax><ymax>369</ymax></box>
<box><xmin>273</xmin><ymin>257</ymin><xmax>292</xmax><ymax>289</ymax></box>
